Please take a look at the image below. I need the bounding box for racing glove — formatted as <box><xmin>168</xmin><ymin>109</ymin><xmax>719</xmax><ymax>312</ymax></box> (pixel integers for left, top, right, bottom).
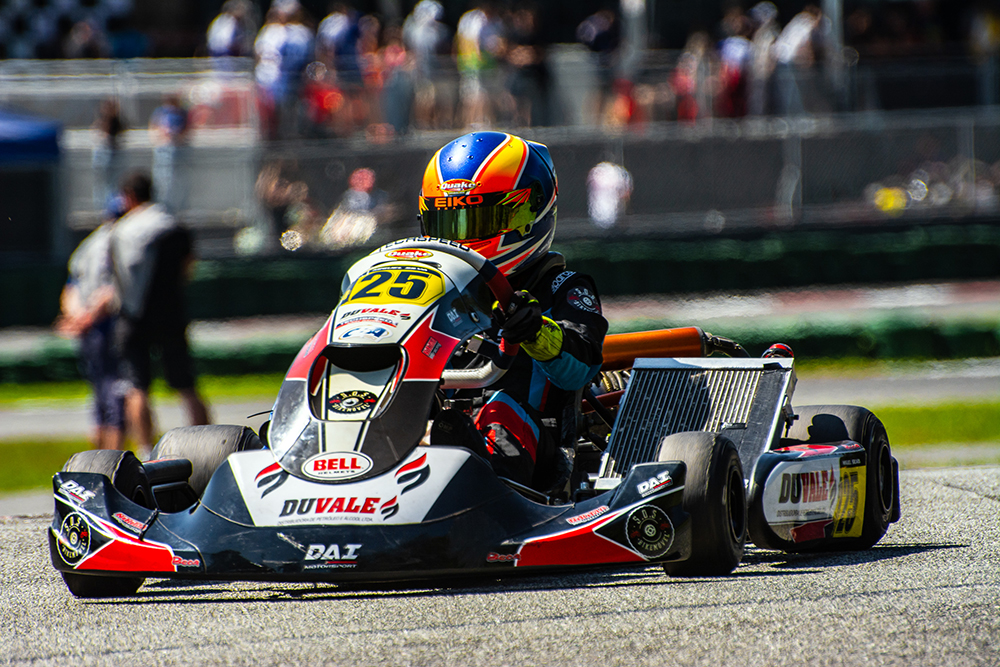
<box><xmin>493</xmin><ymin>291</ymin><xmax>564</xmax><ymax>362</ymax></box>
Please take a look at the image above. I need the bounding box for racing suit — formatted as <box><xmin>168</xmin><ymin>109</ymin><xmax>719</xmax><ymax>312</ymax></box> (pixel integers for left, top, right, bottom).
<box><xmin>475</xmin><ymin>253</ymin><xmax>608</xmax><ymax>489</ymax></box>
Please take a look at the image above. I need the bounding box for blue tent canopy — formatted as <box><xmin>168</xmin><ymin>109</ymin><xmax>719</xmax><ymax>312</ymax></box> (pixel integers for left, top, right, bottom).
<box><xmin>0</xmin><ymin>110</ymin><xmax>61</xmax><ymax>164</ymax></box>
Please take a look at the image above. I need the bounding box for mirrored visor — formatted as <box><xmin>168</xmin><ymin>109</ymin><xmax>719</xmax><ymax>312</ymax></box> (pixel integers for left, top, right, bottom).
<box><xmin>420</xmin><ymin>189</ymin><xmax>536</xmax><ymax>241</ymax></box>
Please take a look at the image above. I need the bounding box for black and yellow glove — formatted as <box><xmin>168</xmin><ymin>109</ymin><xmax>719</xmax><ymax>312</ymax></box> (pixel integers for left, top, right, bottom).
<box><xmin>493</xmin><ymin>291</ymin><xmax>564</xmax><ymax>362</ymax></box>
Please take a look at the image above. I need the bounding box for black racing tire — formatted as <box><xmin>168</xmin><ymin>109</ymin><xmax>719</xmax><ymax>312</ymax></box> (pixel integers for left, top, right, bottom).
<box><xmin>60</xmin><ymin>450</ymin><xmax>150</xmax><ymax>598</ymax></box>
<box><xmin>781</xmin><ymin>405</ymin><xmax>898</xmax><ymax>550</ymax></box>
<box><xmin>658</xmin><ymin>431</ymin><xmax>746</xmax><ymax>577</ymax></box>
<box><xmin>150</xmin><ymin>424</ymin><xmax>263</xmax><ymax>497</ymax></box>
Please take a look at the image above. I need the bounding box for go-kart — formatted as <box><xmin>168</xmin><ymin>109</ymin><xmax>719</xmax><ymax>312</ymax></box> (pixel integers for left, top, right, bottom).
<box><xmin>49</xmin><ymin>238</ymin><xmax>901</xmax><ymax>598</ymax></box>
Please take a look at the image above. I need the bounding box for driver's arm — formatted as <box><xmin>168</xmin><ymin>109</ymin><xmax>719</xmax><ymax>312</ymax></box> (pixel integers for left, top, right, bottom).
<box><xmin>496</xmin><ymin>274</ymin><xmax>607</xmax><ymax>391</ymax></box>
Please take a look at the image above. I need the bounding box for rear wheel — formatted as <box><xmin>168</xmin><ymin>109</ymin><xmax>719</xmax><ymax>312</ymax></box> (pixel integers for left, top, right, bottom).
<box><xmin>150</xmin><ymin>424</ymin><xmax>263</xmax><ymax>498</ymax></box>
<box><xmin>60</xmin><ymin>450</ymin><xmax>151</xmax><ymax>598</ymax></box>
<box><xmin>781</xmin><ymin>405</ymin><xmax>898</xmax><ymax>549</ymax></box>
<box><xmin>658</xmin><ymin>431</ymin><xmax>746</xmax><ymax>576</ymax></box>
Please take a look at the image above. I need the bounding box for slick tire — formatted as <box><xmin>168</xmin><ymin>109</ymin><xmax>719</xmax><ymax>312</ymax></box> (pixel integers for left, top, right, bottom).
<box><xmin>60</xmin><ymin>450</ymin><xmax>151</xmax><ymax>598</ymax></box>
<box><xmin>150</xmin><ymin>424</ymin><xmax>263</xmax><ymax>498</ymax></box>
<box><xmin>658</xmin><ymin>431</ymin><xmax>746</xmax><ymax>577</ymax></box>
<box><xmin>780</xmin><ymin>405</ymin><xmax>899</xmax><ymax>550</ymax></box>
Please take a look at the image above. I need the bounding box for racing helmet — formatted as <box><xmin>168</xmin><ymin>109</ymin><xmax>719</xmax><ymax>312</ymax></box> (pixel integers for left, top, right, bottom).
<box><xmin>419</xmin><ymin>131</ymin><xmax>558</xmax><ymax>277</ymax></box>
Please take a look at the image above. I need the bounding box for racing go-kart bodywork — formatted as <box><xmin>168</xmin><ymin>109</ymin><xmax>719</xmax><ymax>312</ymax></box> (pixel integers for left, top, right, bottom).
<box><xmin>49</xmin><ymin>238</ymin><xmax>901</xmax><ymax>597</ymax></box>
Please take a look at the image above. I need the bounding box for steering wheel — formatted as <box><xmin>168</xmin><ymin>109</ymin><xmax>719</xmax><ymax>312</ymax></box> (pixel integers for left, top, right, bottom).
<box><xmin>373</xmin><ymin>238</ymin><xmax>518</xmax><ymax>389</ymax></box>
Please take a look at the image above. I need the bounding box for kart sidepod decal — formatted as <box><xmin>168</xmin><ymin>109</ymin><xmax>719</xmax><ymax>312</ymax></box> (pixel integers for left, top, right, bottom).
<box><xmin>513</xmin><ymin>487</ymin><xmax>684</xmax><ymax>568</ymax></box>
<box><xmin>231</xmin><ymin>448</ymin><xmax>468</xmax><ymax>527</ymax></box>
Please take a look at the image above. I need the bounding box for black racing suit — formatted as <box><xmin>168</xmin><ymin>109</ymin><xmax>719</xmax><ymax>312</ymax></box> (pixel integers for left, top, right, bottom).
<box><xmin>474</xmin><ymin>253</ymin><xmax>608</xmax><ymax>489</ymax></box>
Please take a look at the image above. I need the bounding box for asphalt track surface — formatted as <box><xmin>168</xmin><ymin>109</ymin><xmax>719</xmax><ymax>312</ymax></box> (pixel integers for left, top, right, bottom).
<box><xmin>1</xmin><ymin>466</ymin><xmax>997</xmax><ymax>667</ymax></box>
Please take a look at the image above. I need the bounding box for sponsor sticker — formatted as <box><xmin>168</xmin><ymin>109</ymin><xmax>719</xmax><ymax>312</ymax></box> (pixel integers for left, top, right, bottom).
<box><xmin>385</xmin><ymin>248</ymin><xmax>433</xmax><ymax>260</ymax></box>
<box><xmin>301</xmin><ymin>451</ymin><xmax>374</xmax><ymax>480</ymax></box>
<box><xmin>422</xmin><ymin>337</ymin><xmax>442</xmax><ymax>359</ymax></box>
<box><xmin>280</xmin><ymin>496</ymin><xmax>382</xmax><ymax>517</ymax></box>
<box><xmin>486</xmin><ymin>552</ymin><xmax>520</xmax><ymax>563</ymax></box>
<box><xmin>567</xmin><ymin>287</ymin><xmax>600</xmax><ymax>314</ymax></box>
<box><xmin>636</xmin><ymin>471</ymin><xmax>673</xmax><ymax>498</ymax></box>
<box><xmin>439</xmin><ymin>179</ymin><xmax>480</xmax><ymax>194</ymax></box>
<box><xmin>58</xmin><ymin>480</ymin><xmax>95</xmax><ymax>504</ymax></box>
<box><xmin>339</xmin><ymin>307</ymin><xmax>412</xmax><ymax>321</ymax></box>
<box><xmin>303</xmin><ymin>543</ymin><xmax>362</xmax><ymax>569</ymax></box>
<box><xmin>328</xmin><ymin>390</ymin><xmax>377</xmax><ymax>414</ymax></box>
<box><xmin>626</xmin><ymin>505</ymin><xmax>674</xmax><ymax>559</ymax></box>
<box><xmin>340</xmin><ymin>326</ymin><xmax>391</xmax><ymax>341</ymax></box>
<box><xmin>566</xmin><ymin>505</ymin><xmax>610</xmax><ymax>526</ymax></box>
<box><xmin>56</xmin><ymin>512</ymin><xmax>91</xmax><ymax>565</ymax></box>
<box><xmin>550</xmin><ymin>270</ymin><xmax>575</xmax><ymax>293</ymax></box>
<box><xmin>172</xmin><ymin>556</ymin><xmax>201</xmax><ymax>568</ymax></box>
<box><xmin>113</xmin><ymin>512</ymin><xmax>146</xmax><ymax>533</ymax></box>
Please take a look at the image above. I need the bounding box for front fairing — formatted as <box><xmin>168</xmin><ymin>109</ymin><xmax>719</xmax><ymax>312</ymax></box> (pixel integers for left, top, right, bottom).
<box><xmin>267</xmin><ymin>244</ymin><xmax>494</xmax><ymax>483</ymax></box>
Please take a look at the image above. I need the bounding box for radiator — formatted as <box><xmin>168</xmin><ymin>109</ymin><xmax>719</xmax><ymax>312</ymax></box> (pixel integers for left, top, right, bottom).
<box><xmin>597</xmin><ymin>357</ymin><xmax>796</xmax><ymax>485</ymax></box>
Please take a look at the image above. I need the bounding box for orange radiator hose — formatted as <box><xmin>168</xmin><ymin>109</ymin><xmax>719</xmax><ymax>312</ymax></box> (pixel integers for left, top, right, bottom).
<box><xmin>600</xmin><ymin>326</ymin><xmax>707</xmax><ymax>371</ymax></box>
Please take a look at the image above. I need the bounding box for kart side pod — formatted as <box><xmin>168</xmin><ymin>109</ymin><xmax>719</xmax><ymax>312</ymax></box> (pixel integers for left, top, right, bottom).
<box><xmin>746</xmin><ymin>441</ymin><xmax>900</xmax><ymax>552</ymax></box>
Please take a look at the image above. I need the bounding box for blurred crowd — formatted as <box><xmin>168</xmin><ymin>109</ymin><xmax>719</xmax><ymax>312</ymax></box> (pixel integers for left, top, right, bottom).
<box><xmin>217</xmin><ymin>0</ymin><xmax>568</xmax><ymax>139</ymax></box>
<box><xmin>2</xmin><ymin>1</ymin><xmax>999</xmax><ymax>137</ymax></box>
<box><xmin>0</xmin><ymin>0</ymin><xmax>146</xmax><ymax>59</ymax></box>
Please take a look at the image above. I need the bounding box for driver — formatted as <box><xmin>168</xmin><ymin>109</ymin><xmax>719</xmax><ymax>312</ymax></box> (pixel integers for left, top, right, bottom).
<box><xmin>419</xmin><ymin>131</ymin><xmax>608</xmax><ymax>491</ymax></box>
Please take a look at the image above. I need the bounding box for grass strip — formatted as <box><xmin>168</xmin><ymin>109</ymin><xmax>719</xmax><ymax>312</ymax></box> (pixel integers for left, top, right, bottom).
<box><xmin>0</xmin><ymin>374</ymin><xmax>284</xmax><ymax>407</ymax></box>
<box><xmin>0</xmin><ymin>438</ymin><xmax>93</xmax><ymax>494</ymax></box>
<box><xmin>875</xmin><ymin>401</ymin><xmax>1000</xmax><ymax>447</ymax></box>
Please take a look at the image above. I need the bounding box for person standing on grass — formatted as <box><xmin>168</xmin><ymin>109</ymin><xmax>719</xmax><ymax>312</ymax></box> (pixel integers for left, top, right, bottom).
<box><xmin>110</xmin><ymin>172</ymin><xmax>210</xmax><ymax>459</ymax></box>
<box><xmin>55</xmin><ymin>197</ymin><xmax>129</xmax><ymax>451</ymax></box>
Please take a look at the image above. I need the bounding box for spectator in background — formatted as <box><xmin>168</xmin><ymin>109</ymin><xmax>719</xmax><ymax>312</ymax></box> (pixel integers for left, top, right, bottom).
<box><xmin>317</xmin><ymin>3</ymin><xmax>363</xmax><ymax>88</ymax></box>
<box><xmin>378</xmin><ymin>25</ymin><xmax>416</xmax><ymax>136</ymax></box>
<box><xmin>748</xmin><ymin>1</ymin><xmax>780</xmax><ymax>116</ymax></box>
<box><xmin>772</xmin><ymin>4</ymin><xmax>824</xmax><ymax>115</ymax></box>
<box><xmin>207</xmin><ymin>0</ymin><xmax>259</xmax><ymax>60</ymax></box>
<box><xmin>279</xmin><ymin>180</ymin><xmax>325</xmax><ymax>251</ymax></box>
<box><xmin>55</xmin><ymin>197</ymin><xmax>129</xmax><ymax>452</ymax></box>
<box><xmin>254</xmin><ymin>0</ymin><xmax>315</xmax><ymax>139</ymax></box>
<box><xmin>64</xmin><ymin>19</ymin><xmax>110</xmax><ymax>58</ymax></box>
<box><xmin>587</xmin><ymin>161</ymin><xmax>633</xmax><ymax>229</ymax></box>
<box><xmin>301</xmin><ymin>61</ymin><xmax>347</xmax><ymax>136</ymax></box>
<box><xmin>149</xmin><ymin>93</ymin><xmax>190</xmax><ymax>214</ymax></box>
<box><xmin>970</xmin><ymin>2</ymin><xmax>1000</xmax><ymax>105</ymax></box>
<box><xmin>577</xmin><ymin>9</ymin><xmax>622</xmax><ymax>126</ymax></box>
<box><xmin>456</xmin><ymin>2</ymin><xmax>504</xmax><ymax>128</ymax></box>
<box><xmin>717</xmin><ymin>7</ymin><xmax>752</xmax><ymax>117</ymax></box>
<box><xmin>111</xmin><ymin>172</ymin><xmax>210</xmax><ymax>459</ymax></box>
<box><xmin>91</xmin><ymin>98</ymin><xmax>126</xmax><ymax>211</ymax></box>
<box><xmin>502</xmin><ymin>3</ymin><xmax>552</xmax><ymax>127</ymax></box>
<box><xmin>320</xmin><ymin>167</ymin><xmax>390</xmax><ymax>249</ymax></box>
<box><xmin>671</xmin><ymin>32</ymin><xmax>713</xmax><ymax>122</ymax></box>
<box><xmin>255</xmin><ymin>160</ymin><xmax>295</xmax><ymax>246</ymax></box>
<box><xmin>403</xmin><ymin>0</ymin><xmax>452</xmax><ymax>129</ymax></box>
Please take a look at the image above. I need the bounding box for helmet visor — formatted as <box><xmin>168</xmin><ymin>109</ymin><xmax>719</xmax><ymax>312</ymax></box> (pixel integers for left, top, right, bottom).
<box><xmin>420</xmin><ymin>189</ymin><xmax>537</xmax><ymax>242</ymax></box>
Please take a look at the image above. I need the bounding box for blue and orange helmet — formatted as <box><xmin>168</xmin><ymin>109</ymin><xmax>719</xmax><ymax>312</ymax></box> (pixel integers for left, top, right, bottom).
<box><xmin>420</xmin><ymin>131</ymin><xmax>558</xmax><ymax>277</ymax></box>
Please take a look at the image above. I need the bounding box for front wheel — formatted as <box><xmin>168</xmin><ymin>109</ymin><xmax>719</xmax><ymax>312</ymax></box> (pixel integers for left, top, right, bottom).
<box><xmin>59</xmin><ymin>450</ymin><xmax>150</xmax><ymax>598</ymax></box>
<box><xmin>657</xmin><ymin>431</ymin><xmax>746</xmax><ymax>576</ymax></box>
<box><xmin>150</xmin><ymin>424</ymin><xmax>263</xmax><ymax>499</ymax></box>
